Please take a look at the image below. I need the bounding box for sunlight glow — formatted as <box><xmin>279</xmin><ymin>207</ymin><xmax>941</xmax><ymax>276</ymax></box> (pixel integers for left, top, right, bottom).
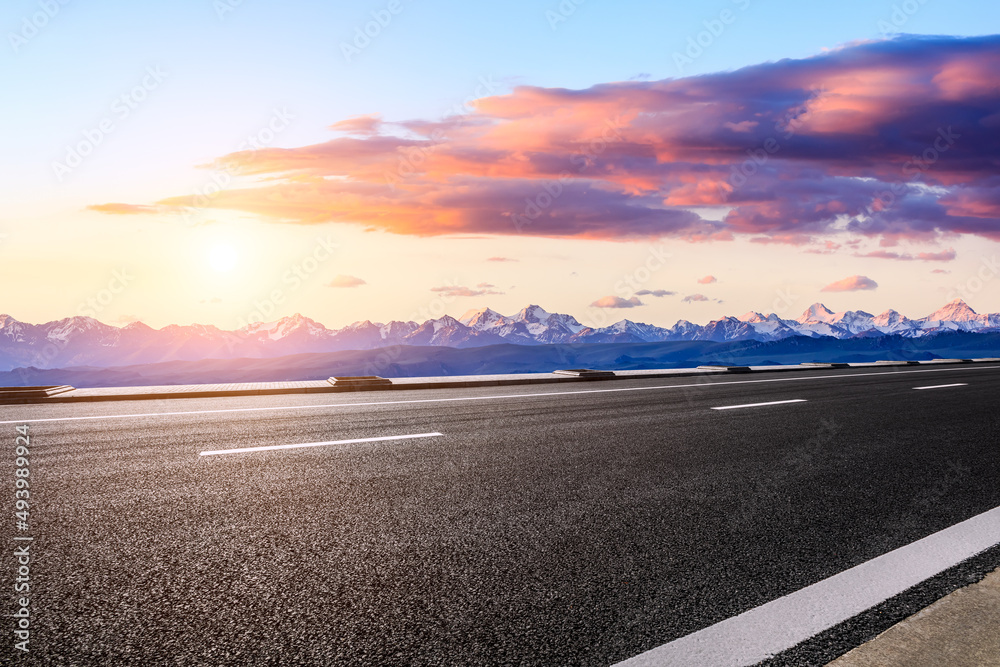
<box><xmin>208</xmin><ymin>244</ymin><xmax>238</xmax><ymax>273</ymax></box>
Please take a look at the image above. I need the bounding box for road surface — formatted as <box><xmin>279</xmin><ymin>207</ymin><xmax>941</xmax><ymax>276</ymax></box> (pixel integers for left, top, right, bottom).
<box><xmin>2</xmin><ymin>364</ymin><xmax>999</xmax><ymax>665</ymax></box>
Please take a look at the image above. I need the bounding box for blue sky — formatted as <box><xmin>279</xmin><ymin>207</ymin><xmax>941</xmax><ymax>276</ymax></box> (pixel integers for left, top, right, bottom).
<box><xmin>3</xmin><ymin>0</ymin><xmax>1000</xmax><ymax>328</ymax></box>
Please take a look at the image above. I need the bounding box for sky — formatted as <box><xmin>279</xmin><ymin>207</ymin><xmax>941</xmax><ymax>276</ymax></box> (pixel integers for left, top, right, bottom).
<box><xmin>3</xmin><ymin>0</ymin><xmax>1000</xmax><ymax>330</ymax></box>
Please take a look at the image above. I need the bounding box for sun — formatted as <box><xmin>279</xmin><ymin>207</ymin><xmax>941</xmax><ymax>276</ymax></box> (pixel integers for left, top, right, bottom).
<box><xmin>208</xmin><ymin>244</ymin><xmax>238</xmax><ymax>273</ymax></box>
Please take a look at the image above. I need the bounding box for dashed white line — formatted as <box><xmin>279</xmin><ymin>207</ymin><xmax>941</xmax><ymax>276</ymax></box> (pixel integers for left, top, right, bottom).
<box><xmin>711</xmin><ymin>399</ymin><xmax>807</xmax><ymax>411</ymax></box>
<box><xmin>614</xmin><ymin>503</ymin><xmax>1000</xmax><ymax>667</ymax></box>
<box><xmin>2</xmin><ymin>365</ymin><xmax>997</xmax><ymax>425</ymax></box>
<box><xmin>199</xmin><ymin>432</ymin><xmax>443</xmax><ymax>457</ymax></box>
<box><xmin>914</xmin><ymin>383</ymin><xmax>968</xmax><ymax>390</ymax></box>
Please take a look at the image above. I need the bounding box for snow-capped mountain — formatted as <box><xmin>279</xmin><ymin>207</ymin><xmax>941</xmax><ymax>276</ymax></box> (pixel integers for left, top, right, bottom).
<box><xmin>461</xmin><ymin>304</ymin><xmax>585</xmax><ymax>344</ymax></box>
<box><xmin>920</xmin><ymin>298</ymin><xmax>1000</xmax><ymax>331</ymax></box>
<box><xmin>403</xmin><ymin>314</ymin><xmax>506</xmax><ymax>347</ymax></box>
<box><xmin>459</xmin><ymin>307</ymin><xmax>505</xmax><ymax>330</ymax></box>
<box><xmin>798</xmin><ymin>303</ymin><xmax>841</xmax><ymax>325</ymax></box>
<box><xmin>569</xmin><ymin>320</ymin><xmax>672</xmax><ymax>344</ymax></box>
<box><xmin>925</xmin><ymin>299</ymin><xmax>981</xmax><ymax>324</ymax></box>
<box><xmin>0</xmin><ymin>299</ymin><xmax>997</xmax><ymax>371</ymax></box>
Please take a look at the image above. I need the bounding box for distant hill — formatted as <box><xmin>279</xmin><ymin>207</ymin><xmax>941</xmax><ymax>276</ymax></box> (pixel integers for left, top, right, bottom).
<box><xmin>4</xmin><ymin>331</ymin><xmax>999</xmax><ymax>388</ymax></box>
<box><xmin>1</xmin><ymin>298</ymin><xmax>999</xmax><ymax>374</ymax></box>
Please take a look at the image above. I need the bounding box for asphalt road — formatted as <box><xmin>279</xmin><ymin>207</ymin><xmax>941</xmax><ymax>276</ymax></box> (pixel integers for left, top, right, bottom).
<box><xmin>2</xmin><ymin>365</ymin><xmax>1000</xmax><ymax>666</ymax></box>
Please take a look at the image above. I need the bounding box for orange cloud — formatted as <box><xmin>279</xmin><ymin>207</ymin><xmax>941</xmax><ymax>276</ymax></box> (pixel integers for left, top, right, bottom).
<box><xmin>91</xmin><ymin>36</ymin><xmax>1000</xmax><ymax>246</ymax></box>
<box><xmin>591</xmin><ymin>296</ymin><xmax>643</xmax><ymax>308</ymax></box>
<box><xmin>87</xmin><ymin>203</ymin><xmax>160</xmax><ymax>215</ymax></box>
<box><xmin>326</xmin><ymin>275</ymin><xmax>367</xmax><ymax>288</ymax></box>
<box><xmin>329</xmin><ymin>114</ymin><xmax>383</xmax><ymax>135</ymax></box>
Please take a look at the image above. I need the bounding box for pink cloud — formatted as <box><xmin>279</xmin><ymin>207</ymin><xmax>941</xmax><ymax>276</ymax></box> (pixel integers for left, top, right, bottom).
<box><xmin>855</xmin><ymin>248</ymin><xmax>956</xmax><ymax>261</ymax></box>
<box><xmin>697</xmin><ymin>275</ymin><xmax>717</xmax><ymax>284</ymax></box>
<box><xmin>93</xmin><ymin>36</ymin><xmax>1000</xmax><ymax>246</ymax></box>
<box><xmin>431</xmin><ymin>284</ymin><xmax>504</xmax><ymax>298</ymax></box>
<box><xmin>821</xmin><ymin>275</ymin><xmax>879</xmax><ymax>292</ymax></box>
<box><xmin>328</xmin><ymin>114</ymin><xmax>383</xmax><ymax>135</ymax></box>
<box><xmin>805</xmin><ymin>240</ymin><xmax>843</xmax><ymax>255</ymax></box>
<box><xmin>591</xmin><ymin>296</ymin><xmax>643</xmax><ymax>308</ymax></box>
<box><xmin>326</xmin><ymin>275</ymin><xmax>367</xmax><ymax>288</ymax></box>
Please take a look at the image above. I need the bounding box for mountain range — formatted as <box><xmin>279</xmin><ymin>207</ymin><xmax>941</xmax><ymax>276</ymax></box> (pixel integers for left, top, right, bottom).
<box><xmin>1</xmin><ymin>299</ymin><xmax>997</xmax><ymax>372</ymax></box>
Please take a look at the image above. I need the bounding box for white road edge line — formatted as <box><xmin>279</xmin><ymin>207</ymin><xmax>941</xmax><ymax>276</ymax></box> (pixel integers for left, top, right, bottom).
<box><xmin>199</xmin><ymin>432</ymin><xmax>443</xmax><ymax>457</ymax></box>
<box><xmin>613</xmin><ymin>504</ymin><xmax>1000</xmax><ymax>667</ymax></box>
<box><xmin>914</xmin><ymin>383</ymin><xmax>968</xmax><ymax>390</ymax></box>
<box><xmin>4</xmin><ymin>365</ymin><xmax>998</xmax><ymax>425</ymax></box>
<box><xmin>711</xmin><ymin>399</ymin><xmax>807</xmax><ymax>411</ymax></box>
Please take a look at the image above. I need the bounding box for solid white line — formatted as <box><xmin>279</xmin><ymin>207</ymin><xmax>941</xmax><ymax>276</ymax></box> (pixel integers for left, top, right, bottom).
<box><xmin>3</xmin><ymin>365</ymin><xmax>998</xmax><ymax>425</ymax></box>
<box><xmin>914</xmin><ymin>383</ymin><xmax>968</xmax><ymax>390</ymax></box>
<box><xmin>711</xmin><ymin>399</ymin><xmax>807</xmax><ymax>411</ymax></box>
<box><xmin>199</xmin><ymin>432</ymin><xmax>443</xmax><ymax>457</ymax></box>
<box><xmin>614</xmin><ymin>504</ymin><xmax>1000</xmax><ymax>667</ymax></box>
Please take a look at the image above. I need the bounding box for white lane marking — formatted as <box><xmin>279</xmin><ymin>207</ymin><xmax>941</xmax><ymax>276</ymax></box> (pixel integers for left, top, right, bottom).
<box><xmin>3</xmin><ymin>365</ymin><xmax>998</xmax><ymax>425</ymax></box>
<box><xmin>199</xmin><ymin>432</ymin><xmax>443</xmax><ymax>457</ymax></box>
<box><xmin>614</xmin><ymin>504</ymin><xmax>1000</xmax><ymax>667</ymax></box>
<box><xmin>914</xmin><ymin>383</ymin><xmax>968</xmax><ymax>390</ymax></box>
<box><xmin>711</xmin><ymin>399</ymin><xmax>807</xmax><ymax>411</ymax></box>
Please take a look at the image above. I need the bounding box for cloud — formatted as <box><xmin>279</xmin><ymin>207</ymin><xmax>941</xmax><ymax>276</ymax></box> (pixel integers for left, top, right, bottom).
<box><xmin>697</xmin><ymin>275</ymin><xmax>717</xmax><ymax>284</ymax></box>
<box><xmin>590</xmin><ymin>295</ymin><xmax>643</xmax><ymax>308</ymax></box>
<box><xmin>821</xmin><ymin>275</ymin><xmax>879</xmax><ymax>292</ymax></box>
<box><xmin>682</xmin><ymin>294</ymin><xmax>710</xmax><ymax>303</ymax></box>
<box><xmin>918</xmin><ymin>250</ymin><xmax>958</xmax><ymax>261</ymax></box>
<box><xmin>634</xmin><ymin>289</ymin><xmax>676</xmax><ymax>297</ymax></box>
<box><xmin>328</xmin><ymin>114</ymin><xmax>382</xmax><ymax>135</ymax></box>
<box><xmin>486</xmin><ymin>256</ymin><xmax>518</xmax><ymax>262</ymax></box>
<box><xmin>855</xmin><ymin>248</ymin><xmax>957</xmax><ymax>261</ymax></box>
<box><xmin>805</xmin><ymin>240</ymin><xmax>843</xmax><ymax>255</ymax></box>
<box><xmin>431</xmin><ymin>284</ymin><xmax>504</xmax><ymax>298</ymax></box>
<box><xmin>724</xmin><ymin>120</ymin><xmax>758</xmax><ymax>133</ymax></box>
<box><xmin>326</xmin><ymin>274</ymin><xmax>367</xmax><ymax>288</ymax></box>
<box><xmin>97</xmin><ymin>36</ymin><xmax>1000</xmax><ymax>246</ymax></box>
<box><xmin>931</xmin><ymin>268</ymin><xmax>951</xmax><ymax>274</ymax></box>
<box><xmin>87</xmin><ymin>203</ymin><xmax>160</xmax><ymax>215</ymax></box>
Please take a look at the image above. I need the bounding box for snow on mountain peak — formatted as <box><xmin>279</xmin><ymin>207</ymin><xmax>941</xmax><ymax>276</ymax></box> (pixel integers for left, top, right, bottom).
<box><xmin>45</xmin><ymin>316</ymin><xmax>107</xmax><ymax>341</ymax></box>
<box><xmin>924</xmin><ymin>298</ymin><xmax>979</xmax><ymax>322</ymax></box>
<box><xmin>460</xmin><ymin>307</ymin><xmax>503</xmax><ymax>328</ymax></box>
<box><xmin>4</xmin><ymin>298</ymin><xmax>1000</xmax><ymax>373</ymax></box>
<box><xmin>503</xmin><ymin>305</ymin><xmax>585</xmax><ymax>335</ymax></box>
<box><xmin>797</xmin><ymin>303</ymin><xmax>838</xmax><ymax>324</ymax></box>
<box><xmin>242</xmin><ymin>313</ymin><xmax>330</xmax><ymax>340</ymax></box>
<box><xmin>431</xmin><ymin>314</ymin><xmax>461</xmax><ymax>333</ymax></box>
<box><xmin>516</xmin><ymin>305</ymin><xmax>551</xmax><ymax>323</ymax></box>
<box><xmin>873</xmin><ymin>309</ymin><xmax>905</xmax><ymax>326</ymax></box>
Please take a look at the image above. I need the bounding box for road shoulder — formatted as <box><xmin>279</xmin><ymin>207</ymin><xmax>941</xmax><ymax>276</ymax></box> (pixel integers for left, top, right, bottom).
<box><xmin>760</xmin><ymin>544</ymin><xmax>1000</xmax><ymax>666</ymax></box>
<box><xmin>826</xmin><ymin>566</ymin><xmax>1000</xmax><ymax>667</ymax></box>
